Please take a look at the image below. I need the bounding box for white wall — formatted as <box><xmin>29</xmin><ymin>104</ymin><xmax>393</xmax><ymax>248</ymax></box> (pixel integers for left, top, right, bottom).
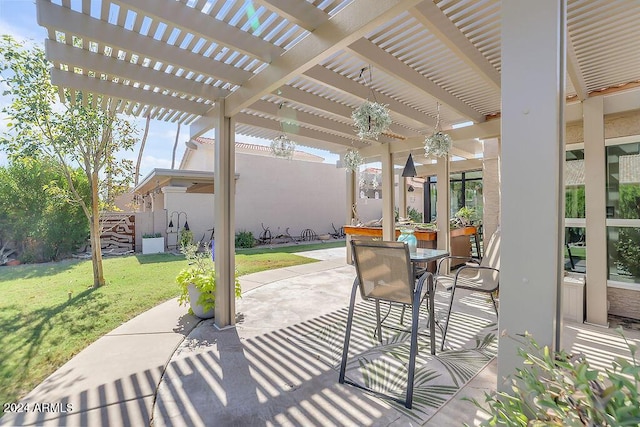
<box><xmin>234</xmin><ymin>153</ymin><xmax>347</xmax><ymax>238</ymax></box>
<box><xmin>163</xmin><ymin>189</ymin><xmax>215</xmax><ymax>248</ymax></box>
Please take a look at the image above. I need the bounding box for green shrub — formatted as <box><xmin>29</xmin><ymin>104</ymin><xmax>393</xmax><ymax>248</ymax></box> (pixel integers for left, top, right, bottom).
<box><xmin>395</xmin><ymin>206</ymin><xmax>423</xmax><ymax>223</ymax></box>
<box><xmin>0</xmin><ymin>157</ymin><xmax>89</xmax><ymax>262</ymax></box>
<box><xmin>407</xmin><ymin>206</ymin><xmax>423</xmax><ymax>223</ymax></box>
<box><xmin>178</xmin><ymin>229</ymin><xmax>193</xmax><ymax>249</ymax></box>
<box><xmin>468</xmin><ymin>330</ymin><xmax>640</xmax><ymax>426</ymax></box>
<box><xmin>142</xmin><ymin>232</ymin><xmax>162</xmax><ymax>238</ymax></box>
<box><xmin>235</xmin><ymin>230</ymin><xmax>255</xmax><ymax>248</ymax></box>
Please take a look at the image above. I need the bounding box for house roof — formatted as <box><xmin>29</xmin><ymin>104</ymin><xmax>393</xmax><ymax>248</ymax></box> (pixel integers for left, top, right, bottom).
<box><xmin>36</xmin><ymin>0</ymin><xmax>640</xmax><ymax>163</ymax></box>
<box><xmin>134</xmin><ymin>168</ymin><xmax>219</xmax><ymax>195</ymax></box>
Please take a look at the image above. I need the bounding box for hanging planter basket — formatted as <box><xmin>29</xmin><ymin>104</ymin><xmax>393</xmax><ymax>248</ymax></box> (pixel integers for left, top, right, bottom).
<box><xmin>424</xmin><ymin>131</ymin><xmax>452</xmax><ymax>158</ymax></box>
<box><xmin>424</xmin><ymin>102</ymin><xmax>452</xmax><ymax>158</ymax></box>
<box><xmin>352</xmin><ymin>101</ymin><xmax>391</xmax><ymax>140</ymax></box>
<box><xmin>270</xmin><ymin>134</ymin><xmax>295</xmax><ymax>159</ymax></box>
<box><xmin>343</xmin><ymin>148</ymin><xmax>363</xmax><ymax>173</ymax></box>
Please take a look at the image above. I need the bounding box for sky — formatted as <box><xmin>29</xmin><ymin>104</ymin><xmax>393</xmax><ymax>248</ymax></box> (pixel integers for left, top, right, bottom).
<box><xmin>0</xmin><ymin>0</ymin><xmax>339</xmax><ymax>179</ymax></box>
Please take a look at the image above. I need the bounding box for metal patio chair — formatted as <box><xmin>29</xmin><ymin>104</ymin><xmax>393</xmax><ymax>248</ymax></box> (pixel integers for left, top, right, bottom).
<box><xmin>339</xmin><ymin>240</ymin><xmax>434</xmax><ymax>409</ymax></box>
<box><xmin>436</xmin><ymin>230</ymin><xmax>500</xmax><ymax>351</ymax></box>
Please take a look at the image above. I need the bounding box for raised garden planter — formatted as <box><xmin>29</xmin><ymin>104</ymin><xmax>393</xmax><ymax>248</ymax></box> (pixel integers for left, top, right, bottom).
<box><xmin>142</xmin><ymin>236</ymin><xmax>165</xmax><ymax>254</ymax></box>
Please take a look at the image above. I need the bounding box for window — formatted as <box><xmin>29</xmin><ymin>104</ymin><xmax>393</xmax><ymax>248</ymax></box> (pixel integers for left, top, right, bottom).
<box><xmin>449</xmin><ymin>171</ymin><xmax>483</xmax><ymax>218</ymax></box>
<box><xmin>606</xmin><ymin>141</ymin><xmax>640</xmax><ymax>284</ymax></box>
<box><xmin>564</xmin><ymin>147</ymin><xmax>586</xmax><ymax>273</ymax></box>
<box><xmin>423</xmin><ymin>170</ymin><xmax>483</xmax><ymax>223</ymax></box>
<box><xmin>565</xmin><ymin>149</ymin><xmax>585</xmax><ymax>219</ymax></box>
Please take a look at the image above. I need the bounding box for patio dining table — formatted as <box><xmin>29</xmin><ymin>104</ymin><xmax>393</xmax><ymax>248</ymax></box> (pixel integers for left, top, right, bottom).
<box><xmin>410</xmin><ymin>248</ymin><xmax>449</xmax><ymax>354</ymax></box>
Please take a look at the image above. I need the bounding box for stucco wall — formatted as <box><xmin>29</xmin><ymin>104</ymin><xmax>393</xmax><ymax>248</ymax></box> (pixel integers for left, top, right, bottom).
<box><xmin>163</xmin><ymin>188</ymin><xmax>215</xmax><ymax>249</ymax></box>
<box><xmin>566</xmin><ymin>109</ymin><xmax>640</xmax><ymax>143</ymax></box>
<box><xmin>234</xmin><ymin>153</ymin><xmax>348</xmax><ymax>238</ymax></box>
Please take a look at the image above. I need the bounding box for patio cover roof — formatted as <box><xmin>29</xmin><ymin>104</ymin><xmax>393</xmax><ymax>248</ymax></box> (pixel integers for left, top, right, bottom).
<box><xmin>36</xmin><ymin>0</ymin><xmax>640</xmax><ymax>163</ymax></box>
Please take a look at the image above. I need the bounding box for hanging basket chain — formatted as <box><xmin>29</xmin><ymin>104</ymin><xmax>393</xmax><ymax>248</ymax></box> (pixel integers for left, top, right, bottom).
<box><xmin>424</xmin><ymin>102</ymin><xmax>452</xmax><ymax>158</ymax></box>
<box><xmin>353</xmin><ymin>65</ymin><xmax>391</xmax><ymax>140</ymax></box>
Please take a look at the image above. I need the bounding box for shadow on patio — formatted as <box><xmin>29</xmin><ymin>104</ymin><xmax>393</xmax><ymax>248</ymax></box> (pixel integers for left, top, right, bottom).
<box><xmin>152</xmin><ymin>262</ymin><xmax>499</xmax><ymax>426</ymax></box>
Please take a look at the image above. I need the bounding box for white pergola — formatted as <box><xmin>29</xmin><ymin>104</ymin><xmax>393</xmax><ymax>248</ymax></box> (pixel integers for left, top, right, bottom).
<box><xmin>36</xmin><ymin>0</ymin><xmax>640</xmax><ymax>390</ymax></box>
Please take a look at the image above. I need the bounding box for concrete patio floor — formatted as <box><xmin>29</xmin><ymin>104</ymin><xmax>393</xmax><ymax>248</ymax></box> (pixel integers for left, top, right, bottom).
<box><xmin>2</xmin><ymin>246</ymin><xmax>639</xmax><ymax>427</ymax></box>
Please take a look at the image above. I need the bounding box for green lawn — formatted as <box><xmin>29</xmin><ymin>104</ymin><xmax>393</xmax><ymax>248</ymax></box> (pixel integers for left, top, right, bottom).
<box><xmin>0</xmin><ymin>241</ymin><xmax>344</xmax><ymax>406</ymax></box>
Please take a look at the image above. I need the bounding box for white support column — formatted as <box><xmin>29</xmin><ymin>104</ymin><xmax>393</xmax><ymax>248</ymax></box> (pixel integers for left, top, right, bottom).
<box><xmin>499</xmin><ymin>0</ymin><xmax>566</xmax><ymax>391</ymax></box>
<box><xmin>483</xmin><ymin>138</ymin><xmax>501</xmax><ymax>243</ymax></box>
<box><xmin>584</xmin><ymin>96</ymin><xmax>608</xmax><ymax>326</ymax></box>
<box><xmin>435</xmin><ymin>156</ymin><xmax>450</xmax><ymax>252</ymax></box>
<box><xmin>399</xmin><ymin>175</ymin><xmax>408</xmax><ymax>219</ymax></box>
<box><xmin>346</xmin><ymin>169</ymin><xmax>356</xmax><ymax>264</ymax></box>
<box><xmin>380</xmin><ymin>144</ymin><xmax>395</xmax><ymax>241</ymax></box>
<box><xmin>213</xmin><ymin>99</ymin><xmax>236</xmax><ymax>328</ymax></box>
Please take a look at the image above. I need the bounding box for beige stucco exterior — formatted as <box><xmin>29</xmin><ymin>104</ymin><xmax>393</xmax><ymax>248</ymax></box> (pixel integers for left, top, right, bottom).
<box><xmin>134</xmin><ymin>138</ymin><xmax>392</xmax><ymax>248</ymax></box>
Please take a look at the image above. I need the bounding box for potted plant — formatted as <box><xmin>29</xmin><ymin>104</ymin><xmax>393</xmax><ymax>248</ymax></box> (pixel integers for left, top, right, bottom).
<box><xmin>176</xmin><ymin>243</ymin><xmax>241</xmax><ymax>319</ymax></box>
<box><xmin>142</xmin><ymin>232</ymin><xmax>165</xmax><ymax>254</ymax></box>
<box><xmin>454</xmin><ymin>206</ymin><xmax>476</xmax><ymax>227</ymax></box>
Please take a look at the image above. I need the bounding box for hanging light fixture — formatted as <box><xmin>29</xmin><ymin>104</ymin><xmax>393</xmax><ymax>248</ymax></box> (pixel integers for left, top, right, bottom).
<box><xmin>424</xmin><ymin>102</ymin><xmax>452</xmax><ymax>157</ymax></box>
<box><xmin>401</xmin><ymin>153</ymin><xmax>417</xmax><ymax>177</ymax></box>
<box><xmin>352</xmin><ymin>67</ymin><xmax>391</xmax><ymax>140</ymax></box>
<box><xmin>271</xmin><ymin>103</ymin><xmax>296</xmax><ymax>159</ymax></box>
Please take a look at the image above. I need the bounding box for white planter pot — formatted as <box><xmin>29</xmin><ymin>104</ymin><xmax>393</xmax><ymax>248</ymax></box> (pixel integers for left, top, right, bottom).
<box><xmin>142</xmin><ymin>237</ymin><xmax>165</xmax><ymax>254</ymax></box>
<box><xmin>187</xmin><ymin>283</ymin><xmax>215</xmax><ymax>319</ymax></box>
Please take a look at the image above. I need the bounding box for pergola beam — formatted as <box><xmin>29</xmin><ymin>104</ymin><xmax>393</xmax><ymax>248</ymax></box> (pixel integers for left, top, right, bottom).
<box><xmin>45</xmin><ymin>40</ymin><xmax>230</xmax><ymax>101</ymax></box>
<box><xmin>37</xmin><ymin>0</ymin><xmax>252</xmax><ymax>86</ymax></box>
<box><xmin>346</xmin><ymin>38</ymin><xmax>485</xmax><ymax>123</ymax></box>
<box><xmin>567</xmin><ymin>34</ymin><xmax>588</xmax><ymax>101</ymax></box>
<box><xmin>247</xmin><ymin>99</ymin><xmax>397</xmax><ymax>144</ymax></box>
<box><xmin>224</xmin><ymin>0</ymin><xmax>423</xmax><ymax>116</ymax></box>
<box><xmin>358</xmin><ymin>119</ymin><xmax>501</xmax><ymax>157</ymax></box>
<box><xmin>256</xmin><ymin>0</ymin><xmax>329</xmax><ymax>32</ymax></box>
<box><xmin>236</xmin><ymin>112</ymin><xmax>355</xmax><ymax>147</ymax></box>
<box><xmin>410</xmin><ymin>1</ymin><xmax>501</xmax><ymax>90</ymax></box>
<box><xmin>273</xmin><ymin>84</ymin><xmax>412</xmax><ymax>138</ymax></box>
<box><xmin>114</xmin><ymin>0</ymin><xmax>284</xmax><ymax>63</ymax></box>
<box><xmin>50</xmin><ymin>69</ymin><xmax>210</xmax><ymax>116</ymax></box>
<box><xmin>303</xmin><ymin>64</ymin><xmax>436</xmax><ymax>129</ymax></box>
<box><xmin>415</xmin><ymin>158</ymin><xmax>483</xmax><ymax>176</ymax></box>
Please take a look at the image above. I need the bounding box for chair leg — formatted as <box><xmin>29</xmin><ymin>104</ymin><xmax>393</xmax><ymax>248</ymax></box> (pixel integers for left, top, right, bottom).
<box><xmin>375</xmin><ymin>300</ymin><xmax>383</xmax><ymax>343</ymax></box>
<box><xmin>339</xmin><ymin>279</ymin><xmax>360</xmax><ymax>384</ymax></box>
<box><xmin>405</xmin><ymin>291</ymin><xmax>422</xmax><ymax>409</ymax></box>
<box><xmin>490</xmin><ymin>292</ymin><xmax>499</xmax><ymax>318</ymax></box>
<box><xmin>440</xmin><ymin>287</ymin><xmax>456</xmax><ymax>351</ymax></box>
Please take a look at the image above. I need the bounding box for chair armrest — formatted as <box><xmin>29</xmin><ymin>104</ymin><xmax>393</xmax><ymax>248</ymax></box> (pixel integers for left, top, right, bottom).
<box><xmin>453</xmin><ymin>265</ymin><xmax>499</xmax><ymax>290</ymax></box>
<box><xmin>454</xmin><ymin>265</ymin><xmax>499</xmax><ymax>277</ymax></box>
<box><xmin>436</xmin><ymin>255</ymin><xmax>476</xmax><ymax>275</ymax></box>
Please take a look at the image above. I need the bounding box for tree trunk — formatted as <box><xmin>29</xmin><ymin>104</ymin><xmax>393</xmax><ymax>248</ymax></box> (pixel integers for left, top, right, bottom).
<box><xmin>171</xmin><ymin>123</ymin><xmax>180</xmax><ymax>169</ymax></box>
<box><xmin>134</xmin><ymin>114</ymin><xmax>151</xmax><ymax>186</ymax></box>
<box><xmin>90</xmin><ymin>172</ymin><xmax>105</xmax><ymax>287</ymax></box>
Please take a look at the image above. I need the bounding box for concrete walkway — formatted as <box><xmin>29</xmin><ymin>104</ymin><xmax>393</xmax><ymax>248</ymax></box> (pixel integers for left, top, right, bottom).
<box><xmin>2</xmin><ymin>246</ymin><xmax>639</xmax><ymax>426</ymax></box>
<box><xmin>0</xmin><ymin>248</ymin><xmax>349</xmax><ymax>427</ymax></box>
